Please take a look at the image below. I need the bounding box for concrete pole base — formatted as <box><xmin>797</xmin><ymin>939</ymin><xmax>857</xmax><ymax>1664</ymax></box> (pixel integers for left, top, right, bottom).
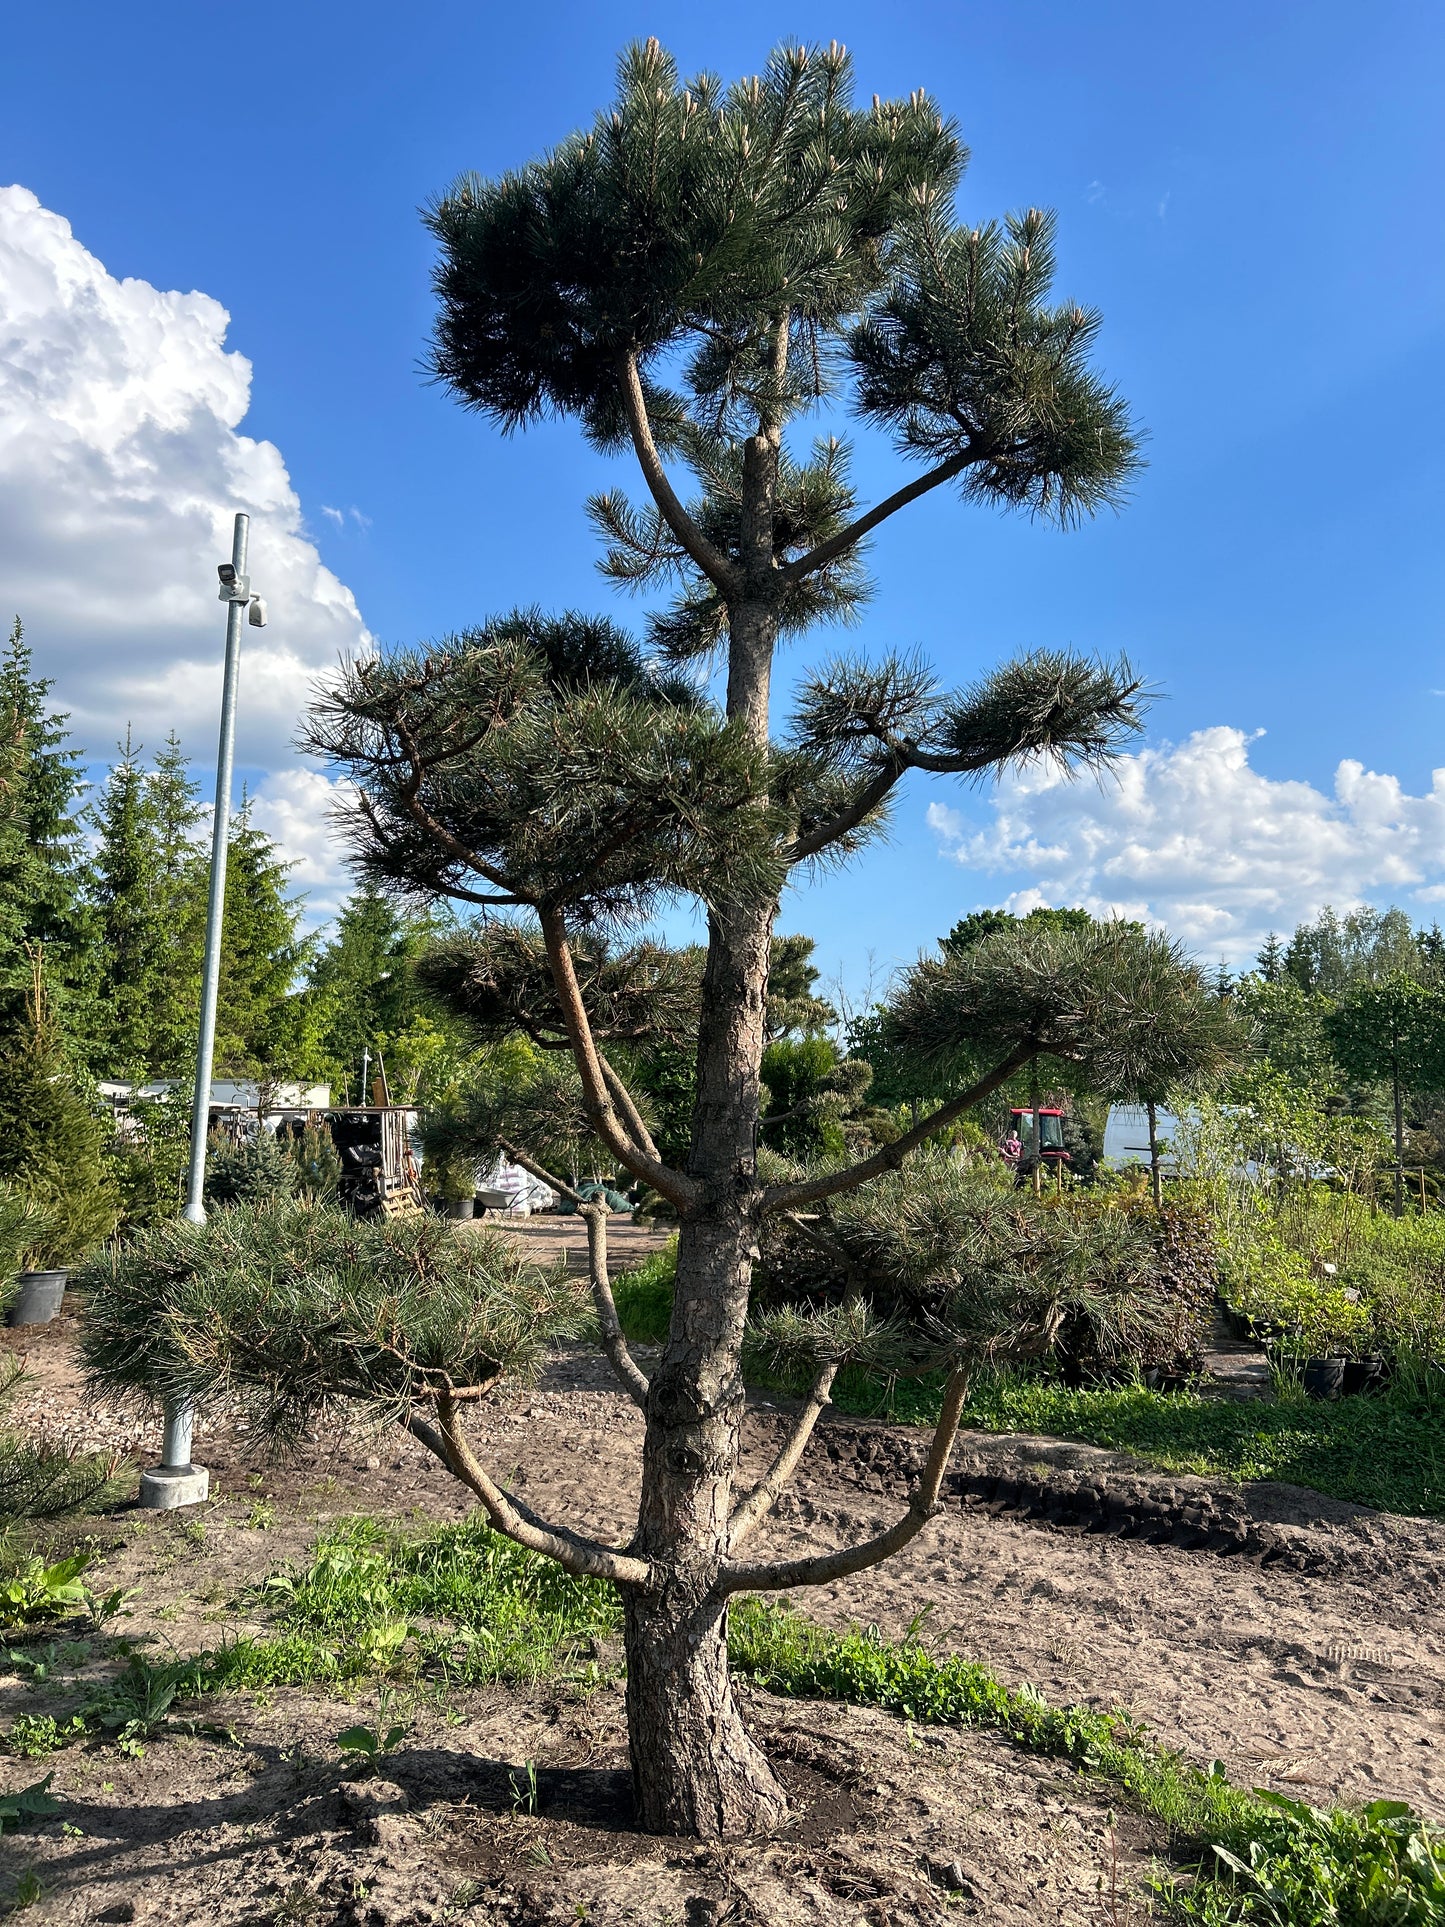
<box><xmin>138</xmin><ymin>1464</ymin><xmax>210</xmax><ymax>1510</ymax></box>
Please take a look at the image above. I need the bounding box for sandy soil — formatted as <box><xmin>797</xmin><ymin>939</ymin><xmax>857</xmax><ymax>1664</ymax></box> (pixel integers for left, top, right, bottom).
<box><xmin>2</xmin><ymin>1237</ymin><xmax>1443</xmax><ymax>1920</ymax></box>
<box><xmin>0</xmin><ymin>1661</ymin><xmax>1156</xmax><ymax>1926</ymax></box>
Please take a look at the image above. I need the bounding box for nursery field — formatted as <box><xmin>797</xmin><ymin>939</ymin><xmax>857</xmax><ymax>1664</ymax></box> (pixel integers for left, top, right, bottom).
<box><xmin>2</xmin><ymin>1296</ymin><xmax>1444</xmax><ymax>1925</ymax></box>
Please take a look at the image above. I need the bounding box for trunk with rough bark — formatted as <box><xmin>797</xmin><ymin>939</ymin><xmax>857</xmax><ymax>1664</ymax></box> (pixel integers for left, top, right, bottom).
<box><xmin>625</xmin><ymin>887</ymin><xmax>784</xmax><ymax>1833</ymax></box>
<box><xmin>623</xmin><ymin>1555</ymin><xmax>785</xmax><ymax>1835</ymax></box>
<box><xmin>622</xmin><ymin>379</ymin><xmax>791</xmax><ymax>1833</ymax></box>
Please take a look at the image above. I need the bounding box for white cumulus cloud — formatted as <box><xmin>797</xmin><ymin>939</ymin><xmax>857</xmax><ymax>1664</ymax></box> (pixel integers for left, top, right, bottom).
<box><xmin>0</xmin><ymin>184</ymin><xmax>371</xmax><ymax>777</ymax></box>
<box><xmin>928</xmin><ymin>726</ymin><xmax>1445</xmax><ymax>962</ymax></box>
<box><xmin>245</xmin><ymin>769</ymin><xmax>357</xmax><ymax>923</ymax></box>
<box><xmin>0</xmin><ymin>183</ymin><xmax>373</xmax><ymax>912</ymax></box>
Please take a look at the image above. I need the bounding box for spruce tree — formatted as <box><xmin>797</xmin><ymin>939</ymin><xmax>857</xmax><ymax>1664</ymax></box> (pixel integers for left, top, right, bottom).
<box><xmin>0</xmin><ymin>620</ymin><xmax>95</xmax><ymax>1034</ymax></box>
<box><xmin>0</xmin><ymin>952</ymin><xmax>118</xmax><ymax>1264</ymax></box>
<box><xmin>212</xmin><ymin>805</ymin><xmax>314</xmax><ymax>1078</ymax></box>
<box><xmin>88</xmin><ymin>732</ymin><xmax>169</xmax><ymax>1077</ymax></box>
<box><xmin>305</xmin><ymin>884</ymin><xmax>436</xmax><ymax>1095</ymax></box>
<box><xmin>146</xmin><ymin>733</ymin><xmax>207</xmax><ymax>1076</ymax></box>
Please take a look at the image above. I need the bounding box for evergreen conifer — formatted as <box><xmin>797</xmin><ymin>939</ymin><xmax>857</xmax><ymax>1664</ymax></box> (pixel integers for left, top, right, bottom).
<box><xmin>105</xmin><ymin>40</ymin><xmax>1166</xmax><ymax>1836</ymax></box>
<box><xmin>212</xmin><ymin>805</ymin><xmax>313</xmax><ymax>1076</ymax></box>
<box><xmin>306</xmin><ymin>884</ymin><xmax>434</xmax><ymax>1095</ymax></box>
<box><xmin>0</xmin><ymin>952</ymin><xmax>118</xmax><ymax>1264</ymax></box>
<box><xmin>88</xmin><ymin>731</ymin><xmax>169</xmax><ymax>1076</ymax></box>
<box><xmin>146</xmin><ymin>732</ymin><xmax>207</xmax><ymax>1075</ymax></box>
<box><xmin>0</xmin><ymin>620</ymin><xmax>94</xmax><ymax>1032</ymax></box>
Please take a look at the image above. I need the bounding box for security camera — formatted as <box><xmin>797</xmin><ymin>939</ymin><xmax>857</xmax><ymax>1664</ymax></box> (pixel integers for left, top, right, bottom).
<box><xmin>247</xmin><ymin>597</ymin><xmax>268</xmax><ymax>628</ymax></box>
<box><xmin>217</xmin><ymin>563</ymin><xmax>237</xmax><ymax>586</ymax></box>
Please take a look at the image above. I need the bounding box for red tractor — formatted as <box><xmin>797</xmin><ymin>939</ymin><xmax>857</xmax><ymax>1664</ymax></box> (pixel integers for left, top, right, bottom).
<box><xmin>1011</xmin><ymin>1106</ymin><xmax>1070</xmax><ymax>1168</ymax></box>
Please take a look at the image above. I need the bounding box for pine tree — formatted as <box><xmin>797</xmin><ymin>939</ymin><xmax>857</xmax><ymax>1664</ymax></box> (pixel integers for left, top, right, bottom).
<box><xmin>264</xmin><ymin>41</ymin><xmax>1151</xmax><ymax>1834</ymax></box>
<box><xmin>762</xmin><ymin>934</ymin><xmax>837</xmax><ymax>1039</ymax></box>
<box><xmin>88</xmin><ymin>732</ymin><xmax>169</xmax><ymax>1077</ymax></box>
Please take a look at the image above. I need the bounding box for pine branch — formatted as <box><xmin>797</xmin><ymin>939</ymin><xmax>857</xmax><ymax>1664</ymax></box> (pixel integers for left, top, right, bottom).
<box><xmin>539</xmin><ymin>908</ymin><xmax>697</xmax><ymax>1212</ymax></box>
<box><xmin>720</xmin><ymin>1366</ymin><xmax>970</xmax><ymax>1592</ymax></box>
<box><xmin>617</xmin><ymin>352</ymin><xmax>740</xmax><ymax>594</ymax></box>
<box><xmin>761</xmin><ymin>1044</ymin><xmax>1035</xmax><ymax>1213</ymax></box>
<box><xmin>582</xmin><ymin>1202</ymin><xmax>650</xmax><ymax>1408</ymax></box>
<box><xmin>727</xmin><ymin>1362</ymin><xmax>836</xmax><ymax>1550</ymax></box>
<box><xmin>782</xmin><ymin>450</ymin><xmax>973</xmax><ymax>582</ymax></box>
<box><xmin>434</xmin><ymin>1393</ymin><xmax>652</xmax><ymax>1586</ymax></box>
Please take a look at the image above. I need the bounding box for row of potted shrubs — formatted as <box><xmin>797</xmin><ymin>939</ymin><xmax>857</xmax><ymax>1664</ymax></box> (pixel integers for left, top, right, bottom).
<box><xmin>1217</xmin><ymin>1223</ymin><xmax>1443</xmax><ymax>1398</ymax></box>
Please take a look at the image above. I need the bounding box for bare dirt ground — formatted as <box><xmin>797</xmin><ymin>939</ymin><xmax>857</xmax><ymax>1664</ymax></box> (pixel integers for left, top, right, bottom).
<box><xmin>2</xmin><ymin>1221</ymin><xmax>1442</xmax><ymax>1921</ymax></box>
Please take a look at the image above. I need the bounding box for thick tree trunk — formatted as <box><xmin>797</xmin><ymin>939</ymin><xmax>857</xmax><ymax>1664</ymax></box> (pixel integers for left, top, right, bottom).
<box><xmin>627</xmin><ymin>525</ymin><xmax>785</xmax><ymax>1831</ymax></box>
<box><xmin>623</xmin><ymin>1563</ymin><xmax>784</xmax><ymax>1836</ymax></box>
<box><xmin>627</xmin><ymin>894</ymin><xmax>785</xmax><ymax>1834</ymax></box>
<box><xmin>624</xmin><ymin>393</ymin><xmax>788</xmax><ymax>1835</ymax></box>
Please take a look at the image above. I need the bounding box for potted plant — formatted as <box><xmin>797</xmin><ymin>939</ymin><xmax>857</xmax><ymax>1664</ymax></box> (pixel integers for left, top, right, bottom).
<box><xmin>0</xmin><ymin>1188</ymin><xmax>66</xmax><ymax>1328</ymax></box>
<box><xmin>0</xmin><ymin>954</ymin><xmax>120</xmax><ymax>1324</ymax></box>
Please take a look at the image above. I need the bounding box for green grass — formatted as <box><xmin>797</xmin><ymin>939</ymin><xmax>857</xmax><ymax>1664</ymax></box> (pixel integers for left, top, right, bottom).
<box><xmin>731</xmin><ymin>1603</ymin><xmax>1445</xmax><ymax>1921</ymax></box>
<box><xmin>820</xmin><ymin>1366</ymin><xmax>1445</xmax><ymax>1520</ymax></box>
<box><xmin>256</xmin><ymin>1513</ymin><xmax>620</xmax><ymax>1683</ymax></box>
<box><xmin>609</xmin><ymin>1241</ymin><xmax>676</xmax><ymax>1344</ymax></box>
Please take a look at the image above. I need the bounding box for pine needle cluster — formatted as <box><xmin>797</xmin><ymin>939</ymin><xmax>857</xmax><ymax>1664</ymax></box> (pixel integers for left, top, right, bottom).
<box><xmin>303</xmin><ymin>611</ymin><xmax>781</xmax><ymax>926</ymax></box>
<box><xmin>755</xmin><ymin>1155</ymin><xmax>1187</xmax><ymax>1382</ymax></box>
<box><xmin>884</xmin><ymin>919</ymin><xmax>1245</xmax><ymax>1099</ymax></box>
<box><xmin>0</xmin><ymin>1360</ymin><xmax>125</xmax><ymax>1525</ymax></box>
<box><xmin>76</xmin><ymin>1203</ymin><xmax>587</xmax><ymax>1451</ymax></box>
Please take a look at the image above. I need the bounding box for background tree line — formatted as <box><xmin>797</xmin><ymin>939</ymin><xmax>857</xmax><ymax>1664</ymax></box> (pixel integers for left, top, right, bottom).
<box><xmin>0</xmin><ymin>618</ymin><xmax>468</xmax><ymax>1104</ymax></box>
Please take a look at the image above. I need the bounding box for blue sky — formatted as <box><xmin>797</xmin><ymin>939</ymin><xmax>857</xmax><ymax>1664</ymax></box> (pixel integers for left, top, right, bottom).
<box><xmin>3</xmin><ymin>0</ymin><xmax>1442</xmax><ymax>989</ymax></box>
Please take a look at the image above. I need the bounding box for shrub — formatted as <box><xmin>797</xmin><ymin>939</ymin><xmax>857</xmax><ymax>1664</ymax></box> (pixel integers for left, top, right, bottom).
<box><xmin>203</xmin><ymin>1129</ymin><xmax>298</xmax><ymax>1207</ymax></box>
<box><xmin>754</xmin><ymin>1155</ymin><xmax>1213</xmax><ymax>1382</ymax></box>
<box><xmin>1219</xmin><ymin>1235</ymin><xmax>1374</xmax><ymax>1357</ymax></box>
<box><xmin>1217</xmin><ymin>1204</ymin><xmax>1445</xmax><ymax>1366</ymax></box>
<box><xmin>283</xmin><ymin>1120</ymin><xmax>343</xmax><ymax>1202</ymax></box>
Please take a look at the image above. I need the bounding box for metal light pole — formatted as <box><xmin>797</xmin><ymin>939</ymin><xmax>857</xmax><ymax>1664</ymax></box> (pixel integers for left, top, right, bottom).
<box><xmin>139</xmin><ymin>511</ymin><xmax>267</xmax><ymax>1510</ymax></box>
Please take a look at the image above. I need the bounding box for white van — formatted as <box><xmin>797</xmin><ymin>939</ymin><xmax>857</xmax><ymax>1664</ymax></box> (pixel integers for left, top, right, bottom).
<box><xmin>1102</xmin><ymin>1103</ymin><xmax>1183</xmax><ymax>1173</ymax></box>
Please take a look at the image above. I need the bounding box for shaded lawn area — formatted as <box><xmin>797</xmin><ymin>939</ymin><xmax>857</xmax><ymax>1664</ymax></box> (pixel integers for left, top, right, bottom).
<box><xmin>831</xmin><ymin>1369</ymin><xmax>1445</xmax><ymax>1520</ymax></box>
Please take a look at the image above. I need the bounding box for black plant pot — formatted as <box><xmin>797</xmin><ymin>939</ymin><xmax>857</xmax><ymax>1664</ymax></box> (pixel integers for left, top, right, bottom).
<box><xmin>5</xmin><ymin>1269</ymin><xmax>68</xmax><ymax>1327</ymax></box>
<box><xmin>447</xmin><ymin>1197</ymin><xmax>475</xmax><ymax>1221</ymax></box>
<box><xmin>1143</xmin><ymin>1367</ymin><xmax>1190</xmax><ymax>1396</ymax></box>
<box><xmin>1341</xmin><ymin>1355</ymin><xmax>1389</xmax><ymax>1397</ymax></box>
<box><xmin>1302</xmin><ymin>1355</ymin><xmax>1346</xmax><ymax>1400</ymax></box>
